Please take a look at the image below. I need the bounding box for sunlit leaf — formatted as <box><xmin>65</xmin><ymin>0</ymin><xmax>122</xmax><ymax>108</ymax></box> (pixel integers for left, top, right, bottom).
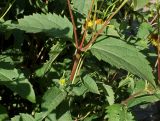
<box><xmin>91</xmin><ymin>36</ymin><xmax>155</xmax><ymax>87</ymax></box>
<box><xmin>5</xmin><ymin>13</ymin><xmax>73</xmax><ymax>38</ymax></box>
<box><xmin>83</xmin><ymin>75</ymin><xmax>100</xmax><ymax>94</ymax></box>
<box><xmin>0</xmin><ymin>56</ymin><xmax>36</xmax><ymax>103</ymax></box>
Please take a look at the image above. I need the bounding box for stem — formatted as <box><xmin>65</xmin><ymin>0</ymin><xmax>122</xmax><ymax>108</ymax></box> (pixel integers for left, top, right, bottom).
<box><xmin>79</xmin><ymin>0</ymin><xmax>95</xmax><ymax>49</ymax></box>
<box><xmin>66</xmin><ymin>0</ymin><xmax>79</xmax><ymax>48</ymax></box>
<box><xmin>150</xmin><ymin>14</ymin><xmax>158</xmax><ymax>25</ymax></box>
<box><xmin>70</xmin><ymin>50</ymin><xmax>81</xmax><ymax>81</ymax></box>
<box><xmin>69</xmin><ymin>0</ymin><xmax>128</xmax><ymax>81</ymax></box>
<box><xmin>0</xmin><ymin>0</ymin><xmax>15</xmax><ymax>19</ymax></box>
<box><xmin>72</xmin><ymin>54</ymin><xmax>84</xmax><ymax>84</ymax></box>
<box><xmin>81</xmin><ymin>0</ymin><xmax>128</xmax><ymax>52</ymax></box>
<box><xmin>121</xmin><ymin>91</ymin><xmax>143</xmax><ymax>105</ymax></box>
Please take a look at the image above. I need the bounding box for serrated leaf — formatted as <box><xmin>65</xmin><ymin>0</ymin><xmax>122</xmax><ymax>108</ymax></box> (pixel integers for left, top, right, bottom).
<box><xmin>11</xmin><ymin>113</ymin><xmax>35</xmax><ymax>121</ymax></box>
<box><xmin>36</xmin><ymin>87</ymin><xmax>67</xmax><ymax>120</ymax></box>
<box><xmin>133</xmin><ymin>0</ymin><xmax>149</xmax><ymax>11</ymax></box>
<box><xmin>91</xmin><ymin>36</ymin><xmax>155</xmax><ymax>87</ymax></box>
<box><xmin>118</xmin><ymin>78</ymin><xmax>131</xmax><ymax>88</ymax></box>
<box><xmin>106</xmin><ymin>104</ymin><xmax>135</xmax><ymax>121</ymax></box>
<box><xmin>0</xmin><ymin>57</ymin><xmax>36</xmax><ymax>103</ymax></box>
<box><xmin>83</xmin><ymin>75</ymin><xmax>100</xmax><ymax>94</ymax></box>
<box><xmin>72</xmin><ymin>0</ymin><xmax>92</xmax><ymax>16</ymax></box>
<box><xmin>137</xmin><ymin>22</ymin><xmax>152</xmax><ymax>39</ymax></box>
<box><xmin>102</xmin><ymin>84</ymin><xmax>115</xmax><ymax>105</ymax></box>
<box><xmin>45</xmin><ymin>111</ymin><xmax>72</xmax><ymax>121</ymax></box>
<box><xmin>6</xmin><ymin>13</ymin><xmax>73</xmax><ymax>38</ymax></box>
<box><xmin>35</xmin><ymin>42</ymin><xmax>64</xmax><ymax>77</ymax></box>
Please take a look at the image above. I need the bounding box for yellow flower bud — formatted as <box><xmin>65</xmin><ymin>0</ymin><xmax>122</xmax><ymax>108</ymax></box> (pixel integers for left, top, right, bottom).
<box><xmin>87</xmin><ymin>20</ymin><xmax>94</xmax><ymax>27</ymax></box>
<box><xmin>59</xmin><ymin>78</ymin><xmax>66</xmax><ymax>86</ymax></box>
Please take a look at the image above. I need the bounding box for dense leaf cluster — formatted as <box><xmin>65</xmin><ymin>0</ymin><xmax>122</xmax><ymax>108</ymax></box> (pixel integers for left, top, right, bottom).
<box><xmin>0</xmin><ymin>0</ymin><xmax>160</xmax><ymax>121</ymax></box>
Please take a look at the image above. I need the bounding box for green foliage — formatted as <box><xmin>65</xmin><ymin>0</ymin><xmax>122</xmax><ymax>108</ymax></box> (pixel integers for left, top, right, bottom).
<box><xmin>6</xmin><ymin>13</ymin><xmax>73</xmax><ymax>38</ymax></box>
<box><xmin>91</xmin><ymin>36</ymin><xmax>155</xmax><ymax>87</ymax></box>
<box><xmin>133</xmin><ymin>0</ymin><xmax>149</xmax><ymax>11</ymax></box>
<box><xmin>72</xmin><ymin>0</ymin><xmax>92</xmax><ymax>16</ymax></box>
<box><xmin>11</xmin><ymin>114</ymin><xmax>35</xmax><ymax>121</ymax></box>
<box><xmin>83</xmin><ymin>75</ymin><xmax>100</xmax><ymax>94</ymax></box>
<box><xmin>0</xmin><ymin>0</ymin><xmax>160</xmax><ymax>121</ymax></box>
<box><xmin>102</xmin><ymin>84</ymin><xmax>115</xmax><ymax>105</ymax></box>
<box><xmin>106</xmin><ymin>104</ymin><xmax>135</xmax><ymax>121</ymax></box>
<box><xmin>0</xmin><ymin>104</ymin><xmax>9</xmax><ymax>121</ymax></box>
<box><xmin>35</xmin><ymin>41</ymin><xmax>65</xmax><ymax>77</ymax></box>
<box><xmin>137</xmin><ymin>22</ymin><xmax>152</xmax><ymax>39</ymax></box>
<box><xmin>35</xmin><ymin>87</ymin><xmax>67</xmax><ymax>120</ymax></box>
<box><xmin>0</xmin><ymin>56</ymin><xmax>36</xmax><ymax>103</ymax></box>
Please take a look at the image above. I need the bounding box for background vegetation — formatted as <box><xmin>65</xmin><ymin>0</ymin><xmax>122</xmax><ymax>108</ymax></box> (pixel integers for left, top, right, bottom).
<box><xmin>0</xmin><ymin>0</ymin><xmax>160</xmax><ymax>120</ymax></box>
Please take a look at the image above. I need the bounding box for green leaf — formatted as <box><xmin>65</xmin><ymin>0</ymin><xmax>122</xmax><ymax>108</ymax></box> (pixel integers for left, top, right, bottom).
<box><xmin>45</xmin><ymin>100</ymin><xmax>73</xmax><ymax>121</ymax></box>
<box><xmin>127</xmin><ymin>94</ymin><xmax>160</xmax><ymax>108</ymax></box>
<box><xmin>6</xmin><ymin>13</ymin><xmax>73</xmax><ymax>38</ymax></box>
<box><xmin>91</xmin><ymin>36</ymin><xmax>155</xmax><ymax>87</ymax></box>
<box><xmin>106</xmin><ymin>104</ymin><xmax>135</xmax><ymax>121</ymax></box>
<box><xmin>83</xmin><ymin>75</ymin><xmax>100</xmax><ymax>94</ymax></box>
<box><xmin>137</xmin><ymin>22</ymin><xmax>152</xmax><ymax>39</ymax></box>
<box><xmin>36</xmin><ymin>87</ymin><xmax>67</xmax><ymax>120</ymax></box>
<box><xmin>0</xmin><ymin>104</ymin><xmax>9</xmax><ymax>121</ymax></box>
<box><xmin>58</xmin><ymin>111</ymin><xmax>72</xmax><ymax>121</ymax></box>
<box><xmin>11</xmin><ymin>113</ymin><xmax>35</xmax><ymax>121</ymax></box>
<box><xmin>83</xmin><ymin>115</ymin><xmax>98</xmax><ymax>121</ymax></box>
<box><xmin>102</xmin><ymin>84</ymin><xmax>115</xmax><ymax>105</ymax></box>
<box><xmin>118</xmin><ymin>78</ymin><xmax>132</xmax><ymax>88</ymax></box>
<box><xmin>0</xmin><ymin>57</ymin><xmax>36</xmax><ymax>103</ymax></box>
<box><xmin>132</xmin><ymin>80</ymin><xmax>145</xmax><ymax>94</ymax></box>
<box><xmin>72</xmin><ymin>0</ymin><xmax>92</xmax><ymax>16</ymax></box>
<box><xmin>106</xmin><ymin>25</ymin><xmax>120</xmax><ymax>37</ymax></box>
<box><xmin>72</xmin><ymin>82</ymin><xmax>88</xmax><ymax>96</ymax></box>
<box><xmin>35</xmin><ymin>42</ymin><xmax>65</xmax><ymax>77</ymax></box>
<box><xmin>133</xmin><ymin>0</ymin><xmax>149</xmax><ymax>11</ymax></box>
<box><xmin>45</xmin><ymin>111</ymin><xmax>72</xmax><ymax>121</ymax></box>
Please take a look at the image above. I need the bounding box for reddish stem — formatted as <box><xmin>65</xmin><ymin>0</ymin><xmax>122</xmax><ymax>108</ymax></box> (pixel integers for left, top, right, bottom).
<box><xmin>66</xmin><ymin>0</ymin><xmax>79</xmax><ymax>48</ymax></box>
<box><xmin>79</xmin><ymin>31</ymin><xmax>87</xmax><ymax>48</ymax></box>
<box><xmin>80</xmin><ymin>0</ymin><xmax>95</xmax><ymax>49</ymax></box>
<box><xmin>81</xmin><ymin>20</ymin><xmax>110</xmax><ymax>51</ymax></box>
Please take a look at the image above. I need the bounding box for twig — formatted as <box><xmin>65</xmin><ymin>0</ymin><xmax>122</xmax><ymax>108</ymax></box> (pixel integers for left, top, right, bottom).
<box><xmin>150</xmin><ymin>14</ymin><xmax>158</xmax><ymax>25</ymax></box>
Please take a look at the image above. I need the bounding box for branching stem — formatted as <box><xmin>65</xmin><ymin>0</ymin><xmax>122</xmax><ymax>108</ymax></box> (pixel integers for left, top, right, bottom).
<box><xmin>81</xmin><ymin>0</ymin><xmax>128</xmax><ymax>51</ymax></box>
<box><xmin>67</xmin><ymin>0</ymin><xmax>128</xmax><ymax>81</ymax></box>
